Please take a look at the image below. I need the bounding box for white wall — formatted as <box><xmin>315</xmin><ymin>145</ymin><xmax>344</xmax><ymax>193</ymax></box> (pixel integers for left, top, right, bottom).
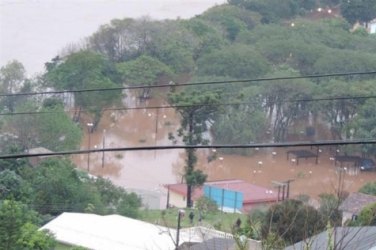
<box><xmin>169</xmin><ymin>191</ymin><xmax>187</xmax><ymax>208</ymax></box>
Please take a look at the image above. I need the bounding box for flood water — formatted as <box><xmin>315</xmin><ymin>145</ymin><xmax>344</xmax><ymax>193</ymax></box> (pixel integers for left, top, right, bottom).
<box><xmin>72</xmin><ymin>92</ymin><xmax>376</xmax><ymax>209</ymax></box>
<box><xmin>1</xmin><ymin>0</ymin><xmax>226</xmax><ymax>75</ymax></box>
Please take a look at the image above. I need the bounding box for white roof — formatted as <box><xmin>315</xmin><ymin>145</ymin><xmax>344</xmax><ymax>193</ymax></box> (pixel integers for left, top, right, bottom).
<box><xmin>41</xmin><ymin>213</ymin><xmax>179</xmax><ymax>250</ymax></box>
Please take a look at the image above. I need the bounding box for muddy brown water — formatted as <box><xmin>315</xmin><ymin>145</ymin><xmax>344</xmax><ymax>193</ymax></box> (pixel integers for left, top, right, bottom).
<box><xmin>72</xmin><ymin>95</ymin><xmax>376</xmax><ymax>209</ymax></box>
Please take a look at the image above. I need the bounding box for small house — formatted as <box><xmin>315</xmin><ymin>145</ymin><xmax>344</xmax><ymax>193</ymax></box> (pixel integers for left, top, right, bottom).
<box><xmin>166</xmin><ymin>179</ymin><xmax>278</xmax><ymax>213</ymax></box>
<box><xmin>28</xmin><ymin>147</ymin><xmax>54</xmax><ymax>166</ymax></box>
<box><xmin>339</xmin><ymin>192</ymin><xmax>376</xmax><ymax>225</ymax></box>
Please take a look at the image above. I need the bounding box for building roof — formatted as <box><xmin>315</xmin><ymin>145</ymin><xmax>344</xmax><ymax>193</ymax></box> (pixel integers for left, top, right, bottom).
<box><xmin>41</xmin><ymin>213</ymin><xmax>180</xmax><ymax>250</ymax></box>
<box><xmin>41</xmin><ymin>213</ymin><xmax>235</xmax><ymax>250</ymax></box>
<box><xmin>28</xmin><ymin>147</ymin><xmax>53</xmax><ymax>155</ymax></box>
<box><xmin>285</xmin><ymin>227</ymin><xmax>376</xmax><ymax>250</ymax></box>
<box><xmin>166</xmin><ymin>183</ymin><xmax>204</xmax><ymax>200</ymax></box>
<box><xmin>166</xmin><ymin>179</ymin><xmax>278</xmax><ymax>204</ymax></box>
<box><xmin>339</xmin><ymin>192</ymin><xmax>376</xmax><ymax>215</ymax></box>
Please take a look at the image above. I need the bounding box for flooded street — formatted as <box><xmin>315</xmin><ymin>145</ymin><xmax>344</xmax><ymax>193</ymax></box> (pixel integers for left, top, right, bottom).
<box><xmin>73</xmin><ymin>93</ymin><xmax>376</xmax><ymax>209</ymax></box>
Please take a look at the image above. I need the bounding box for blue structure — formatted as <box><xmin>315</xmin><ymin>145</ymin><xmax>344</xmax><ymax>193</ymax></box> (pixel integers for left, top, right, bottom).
<box><xmin>204</xmin><ymin>185</ymin><xmax>243</xmax><ymax>212</ymax></box>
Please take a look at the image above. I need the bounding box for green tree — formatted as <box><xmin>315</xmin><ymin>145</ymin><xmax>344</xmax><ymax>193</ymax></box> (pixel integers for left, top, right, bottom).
<box><xmin>229</xmin><ymin>0</ymin><xmax>301</xmax><ymax>23</ymax></box>
<box><xmin>316</xmin><ymin>80</ymin><xmax>374</xmax><ymax>141</ymax></box>
<box><xmin>16</xmin><ymin>223</ymin><xmax>56</xmax><ymax>250</ymax></box>
<box><xmin>212</xmin><ymin>86</ymin><xmax>267</xmax><ymax>155</ymax></box>
<box><xmin>169</xmin><ymin>89</ymin><xmax>222</xmax><ymax>207</ymax></box>
<box><xmin>25</xmin><ymin>158</ymin><xmax>104</xmax><ymax>215</ymax></box>
<box><xmin>4</xmin><ymin>100</ymin><xmax>82</xmax><ymax>151</ymax></box>
<box><xmin>259</xmin><ymin>67</ymin><xmax>314</xmax><ymax>142</ymax></box>
<box><xmin>92</xmin><ymin>178</ymin><xmax>142</xmax><ymax>217</ymax></box>
<box><xmin>195</xmin><ymin>196</ymin><xmax>218</xmax><ymax>217</ymax></box>
<box><xmin>147</xmin><ymin>21</ymin><xmax>198</xmax><ymax>73</ymax></box>
<box><xmin>340</xmin><ymin>0</ymin><xmax>376</xmax><ymax>24</ymax></box>
<box><xmin>116</xmin><ymin>55</ymin><xmax>174</xmax><ymax>99</ymax></box>
<box><xmin>0</xmin><ymin>170</ymin><xmax>30</xmax><ymax>201</ymax></box>
<box><xmin>262</xmin><ymin>199</ymin><xmax>325</xmax><ymax>244</ymax></box>
<box><xmin>116</xmin><ymin>192</ymin><xmax>142</xmax><ymax>218</ymax></box>
<box><xmin>351</xmin><ymin>98</ymin><xmax>376</xmax><ymax>156</ymax></box>
<box><xmin>89</xmin><ymin>17</ymin><xmax>157</xmax><ymax>62</ymax></box>
<box><xmin>0</xmin><ymin>145</ymin><xmax>30</xmax><ymax>174</ymax></box>
<box><xmin>0</xmin><ymin>199</ymin><xmax>45</xmax><ymax>250</ymax></box>
<box><xmin>182</xmin><ymin>18</ymin><xmax>227</xmax><ymax>59</ymax></box>
<box><xmin>313</xmin><ymin>49</ymin><xmax>376</xmax><ymax>77</ymax></box>
<box><xmin>350</xmin><ymin>202</ymin><xmax>376</xmax><ymax>226</ymax></box>
<box><xmin>318</xmin><ymin>193</ymin><xmax>342</xmax><ymax>226</ymax></box>
<box><xmin>0</xmin><ymin>60</ymin><xmax>26</xmax><ymax>112</ymax></box>
<box><xmin>196</xmin><ymin>44</ymin><xmax>270</xmax><ymax>79</ymax></box>
<box><xmin>45</xmin><ymin>50</ymin><xmax>122</xmax><ymax>128</ymax></box>
<box><xmin>200</xmin><ymin>5</ymin><xmax>256</xmax><ymax>41</ymax></box>
<box><xmin>36</xmin><ymin>100</ymin><xmax>82</xmax><ymax>151</ymax></box>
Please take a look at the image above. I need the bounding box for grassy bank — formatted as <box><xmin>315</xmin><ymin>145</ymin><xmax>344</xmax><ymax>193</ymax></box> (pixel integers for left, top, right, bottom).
<box><xmin>140</xmin><ymin>208</ymin><xmax>248</xmax><ymax>233</ymax></box>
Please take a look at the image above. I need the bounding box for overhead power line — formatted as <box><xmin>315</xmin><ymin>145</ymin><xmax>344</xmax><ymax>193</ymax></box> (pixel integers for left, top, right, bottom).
<box><xmin>1</xmin><ymin>71</ymin><xmax>375</xmax><ymax>98</ymax></box>
<box><xmin>2</xmin><ymin>139</ymin><xmax>376</xmax><ymax>159</ymax></box>
<box><xmin>1</xmin><ymin>94</ymin><xmax>376</xmax><ymax>116</ymax></box>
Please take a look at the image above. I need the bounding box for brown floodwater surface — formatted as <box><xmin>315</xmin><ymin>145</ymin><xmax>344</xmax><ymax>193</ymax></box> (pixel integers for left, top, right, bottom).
<box><xmin>72</xmin><ymin>94</ymin><xmax>376</xmax><ymax>208</ymax></box>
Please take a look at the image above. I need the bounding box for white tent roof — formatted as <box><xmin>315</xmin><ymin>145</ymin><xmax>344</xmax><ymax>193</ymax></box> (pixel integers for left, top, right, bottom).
<box><xmin>41</xmin><ymin>213</ymin><xmax>180</xmax><ymax>250</ymax></box>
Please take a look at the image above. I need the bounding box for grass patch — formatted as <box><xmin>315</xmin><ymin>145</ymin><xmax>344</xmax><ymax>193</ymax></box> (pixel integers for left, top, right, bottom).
<box><xmin>140</xmin><ymin>208</ymin><xmax>247</xmax><ymax>233</ymax></box>
<box><xmin>55</xmin><ymin>243</ymin><xmax>87</xmax><ymax>250</ymax></box>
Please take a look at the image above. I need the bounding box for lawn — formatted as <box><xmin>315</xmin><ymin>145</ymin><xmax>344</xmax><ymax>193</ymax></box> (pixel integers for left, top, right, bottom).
<box><xmin>140</xmin><ymin>207</ymin><xmax>248</xmax><ymax>233</ymax></box>
<box><xmin>55</xmin><ymin>243</ymin><xmax>86</xmax><ymax>250</ymax></box>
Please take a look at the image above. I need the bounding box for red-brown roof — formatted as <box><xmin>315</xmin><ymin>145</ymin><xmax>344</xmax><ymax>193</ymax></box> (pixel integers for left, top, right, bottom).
<box><xmin>165</xmin><ymin>179</ymin><xmax>278</xmax><ymax>204</ymax></box>
<box><xmin>165</xmin><ymin>183</ymin><xmax>204</xmax><ymax>200</ymax></box>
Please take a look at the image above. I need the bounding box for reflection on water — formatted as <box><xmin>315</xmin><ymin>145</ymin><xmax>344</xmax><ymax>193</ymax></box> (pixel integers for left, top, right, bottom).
<box><xmin>73</xmin><ymin>94</ymin><xmax>376</xmax><ymax>208</ymax></box>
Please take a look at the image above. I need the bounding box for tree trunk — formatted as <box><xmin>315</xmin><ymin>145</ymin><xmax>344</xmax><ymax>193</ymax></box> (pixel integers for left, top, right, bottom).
<box><xmin>186</xmin><ymin>112</ymin><xmax>194</xmax><ymax>208</ymax></box>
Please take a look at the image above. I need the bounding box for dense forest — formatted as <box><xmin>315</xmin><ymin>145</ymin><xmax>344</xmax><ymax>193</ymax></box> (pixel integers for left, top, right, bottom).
<box><xmin>0</xmin><ymin>0</ymin><xmax>376</xmax><ymax>248</ymax></box>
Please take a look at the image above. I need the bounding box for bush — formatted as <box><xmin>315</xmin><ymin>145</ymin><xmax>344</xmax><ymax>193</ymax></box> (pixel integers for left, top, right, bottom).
<box><xmin>194</xmin><ymin>196</ymin><xmax>218</xmax><ymax>216</ymax></box>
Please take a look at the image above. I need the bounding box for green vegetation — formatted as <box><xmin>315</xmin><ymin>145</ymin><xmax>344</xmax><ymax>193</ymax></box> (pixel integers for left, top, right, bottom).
<box><xmin>45</xmin><ymin>50</ymin><xmax>122</xmax><ymax>129</ymax></box>
<box><xmin>352</xmin><ymin>202</ymin><xmax>376</xmax><ymax>226</ymax></box>
<box><xmin>0</xmin><ymin>150</ymin><xmax>142</xmax><ymax>248</ymax></box>
<box><xmin>3</xmin><ymin>0</ymin><xmax>375</xmax><ymax>155</ymax></box>
<box><xmin>359</xmin><ymin>181</ymin><xmax>376</xmax><ymax>196</ymax></box>
<box><xmin>168</xmin><ymin>89</ymin><xmax>222</xmax><ymax>207</ymax></box>
<box><xmin>140</xmin><ymin>207</ymin><xmax>248</xmax><ymax>232</ymax></box>
<box><xmin>261</xmin><ymin>199</ymin><xmax>325</xmax><ymax>245</ymax></box>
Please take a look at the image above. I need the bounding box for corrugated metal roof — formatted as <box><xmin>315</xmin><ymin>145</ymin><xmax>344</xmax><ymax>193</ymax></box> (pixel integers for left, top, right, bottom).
<box><xmin>339</xmin><ymin>192</ymin><xmax>376</xmax><ymax>215</ymax></box>
<box><xmin>285</xmin><ymin>227</ymin><xmax>376</xmax><ymax>250</ymax></box>
<box><xmin>41</xmin><ymin>213</ymin><xmax>178</xmax><ymax>250</ymax></box>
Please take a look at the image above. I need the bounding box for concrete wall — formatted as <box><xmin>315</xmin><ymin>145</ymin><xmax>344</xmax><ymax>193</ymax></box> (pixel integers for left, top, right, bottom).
<box><xmin>169</xmin><ymin>191</ymin><xmax>187</xmax><ymax>208</ymax></box>
<box><xmin>370</xmin><ymin>22</ymin><xmax>376</xmax><ymax>34</ymax></box>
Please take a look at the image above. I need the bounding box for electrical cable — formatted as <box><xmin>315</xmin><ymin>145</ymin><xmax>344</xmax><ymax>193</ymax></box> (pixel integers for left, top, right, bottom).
<box><xmin>2</xmin><ymin>139</ymin><xmax>376</xmax><ymax>159</ymax></box>
<box><xmin>0</xmin><ymin>70</ymin><xmax>375</xmax><ymax>98</ymax></box>
<box><xmin>1</xmin><ymin>94</ymin><xmax>376</xmax><ymax>116</ymax></box>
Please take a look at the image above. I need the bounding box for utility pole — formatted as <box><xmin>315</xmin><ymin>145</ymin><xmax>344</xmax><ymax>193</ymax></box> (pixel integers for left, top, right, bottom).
<box><xmin>102</xmin><ymin>129</ymin><xmax>106</xmax><ymax>168</ymax></box>
<box><xmin>273</xmin><ymin>179</ymin><xmax>294</xmax><ymax>201</ymax></box>
<box><xmin>175</xmin><ymin>210</ymin><xmax>185</xmax><ymax>250</ymax></box>
<box><xmin>87</xmin><ymin>122</ymin><xmax>93</xmax><ymax>172</ymax></box>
